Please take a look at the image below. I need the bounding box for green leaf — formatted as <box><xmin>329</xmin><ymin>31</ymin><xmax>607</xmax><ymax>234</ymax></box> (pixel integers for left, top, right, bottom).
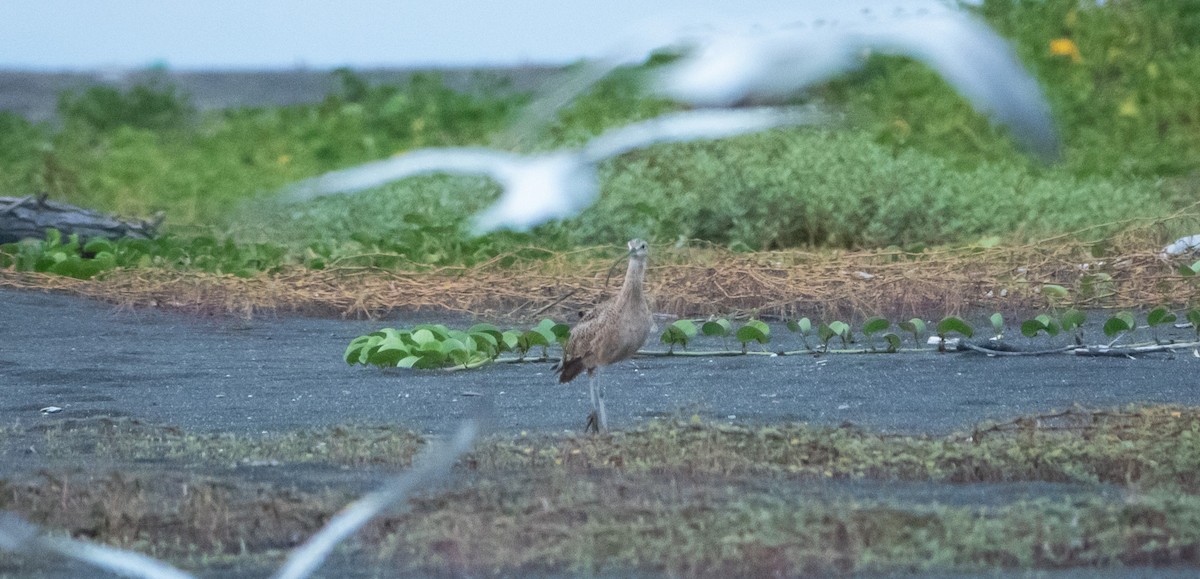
<box><xmin>440</xmin><ymin>337</ymin><xmax>468</xmax><ymax>356</ymax></box>
<box><xmin>1188</xmin><ymin>309</ymin><xmax>1200</xmax><ymax>331</ymax></box>
<box><xmin>1060</xmin><ymin>309</ymin><xmax>1086</xmax><ymax>332</ymax></box>
<box><xmin>468</xmin><ymin>323</ymin><xmax>504</xmax><ymax>344</ymax></box>
<box><xmin>661</xmin><ymin>320</ymin><xmax>698</xmax><ymax>349</ymax></box>
<box><xmin>412</xmin><ymin>324</ymin><xmax>451</xmax><ymax>340</ymax></box>
<box><xmin>818</xmin><ymin>323</ymin><xmax>835</xmax><ymax>344</ymax></box>
<box><xmin>344</xmin><ymin>336</ymin><xmax>372</xmax><ymax>365</ymax></box>
<box><xmin>828</xmin><ymin>321</ymin><xmax>850</xmax><ymax>340</ymax></box>
<box><xmin>355</xmin><ymin>335</ymin><xmax>385</xmax><ymax>365</ymax></box>
<box><xmin>411</xmin><ymin>351</ymin><xmax>447</xmax><ymax>369</ymax></box>
<box><xmin>1147</xmin><ymin>307</ymin><xmax>1177</xmax><ymax>327</ymax></box>
<box><xmin>368</xmin><ymin>344</ymin><xmax>411</xmax><ymax>367</ymax></box>
<box><xmin>670</xmin><ymin>319</ymin><xmax>698</xmax><ymax>337</ymax></box>
<box><xmin>396</xmin><ymin>355</ymin><xmax>422</xmax><ymax>369</ymax></box>
<box><xmin>1020</xmin><ymin>319</ymin><xmax>1045</xmax><ymax>338</ymax></box>
<box><xmin>787</xmin><ymin>318</ymin><xmax>812</xmax><ymax>334</ymax></box>
<box><xmin>1103</xmin><ymin>313</ymin><xmax>1134</xmax><ymax>338</ymax></box>
<box><xmin>936</xmin><ymin>316</ymin><xmax>974</xmax><ymax>339</ymax></box>
<box><xmin>501</xmin><ymin>330</ymin><xmax>521</xmax><ymax>351</ymax></box>
<box><xmin>883</xmin><ymin>333</ymin><xmax>902</xmax><ymax>353</ymax></box>
<box><xmin>735</xmin><ymin>320</ymin><xmax>770</xmax><ymax>345</ymax></box>
<box><xmin>551</xmin><ymin>323</ymin><xmax>572</xmax><ymax>345</ymax></box>
<box><xmin>411</xmin><ymin>328</ymin><xmax>437</xmax><ymax>346</ymax></box>
<box><xmin>520</xmin><ymin>329</ymin><xmax>550</xmax><ymax>350</ymax></box>
<box><xmin>898</xmin><ymin>318</ymin><xmax>926</xmax><ymax>339</ymax></box>
<box><xmin>470</xmin><ymin>330</ymin><xmax>499</xmax><ymax>350</ymax></box>
<box><xmin>702</xmin><ymin>319</ymin><xmax>732</xmax><ymax>337</ymax></box>
<box><xmin>989</xmin><ymin>313</ymin><xmax>1004</xmax><ymax>334</ymax></box>
<box><xmin>1042</xmin><ymin>284</ymin><xmax>1069</xmax><ymax>299</ymax></box>
<box><xmin>83</xmin><ymin>237</ymin><xmax>115</xmax><ymax>254</ymax></box>
<box><xmin>660</xmin><ymin>326</ymin><xmax>689</xmax><ymax>347</ymax></box>
<box><xmin>862</xmin><ymin>317</ymin><xmax>889</xmax><ymax>336</ymax></box>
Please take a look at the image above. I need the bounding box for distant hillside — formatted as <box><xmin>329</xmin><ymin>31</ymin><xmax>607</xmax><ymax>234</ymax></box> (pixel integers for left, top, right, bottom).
<box><xmin>0</xmin><ymin>66</ymin><xmax>562</xmax><ymax>122</ymax></box>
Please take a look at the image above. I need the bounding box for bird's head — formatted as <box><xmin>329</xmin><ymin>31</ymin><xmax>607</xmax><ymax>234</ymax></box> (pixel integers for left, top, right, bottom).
<box><xmin>627</xmin><ymin>238</ymin><xmax>649</xmax><ymax>259</ymax></box>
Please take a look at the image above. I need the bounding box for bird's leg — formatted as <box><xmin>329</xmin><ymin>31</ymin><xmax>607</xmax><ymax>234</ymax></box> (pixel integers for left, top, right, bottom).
<box><xmin>586</xmin><ymin>371</ymin><xmax>599</xmax><ymax>433</ymax></box>
<box><xmin>596</xmin><ymin>374</ymin><xmax>609</xmax><ymax>432</ymax></box>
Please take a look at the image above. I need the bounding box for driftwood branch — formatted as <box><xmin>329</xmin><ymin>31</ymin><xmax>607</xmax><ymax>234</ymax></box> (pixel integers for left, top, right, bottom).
<box><xmin>959</xmin><ymin>340</ymin><xmax>1200</xmax><ymax>358</ymax></box>
<box><xmin>0</xmin><ymin>194</ymin><xmax>162</xmax><ymax>244</ymax></box>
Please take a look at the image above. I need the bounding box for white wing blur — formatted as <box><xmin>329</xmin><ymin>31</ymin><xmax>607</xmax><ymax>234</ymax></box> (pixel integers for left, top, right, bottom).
<box><xmin>281</xmin><ymin>148</ymin><xmax>527</xmax><ymax>202</ymax></box>
<box><xmin>469</xmin><ymin>152</ymin><xmax>597</xmax><ymax>234</ymax></box>
<box><xmin>654</xmin><ymin>5</ymin><xmax>1059</xmax><ymax>159</ymax></box>
<box><xmin>581</xmin><ymin>106</ymin><xmax>835</xmax><ymax>163</ymax></box>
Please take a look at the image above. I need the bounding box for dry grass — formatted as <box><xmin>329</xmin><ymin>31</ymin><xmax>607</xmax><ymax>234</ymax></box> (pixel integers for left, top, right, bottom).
<box><xmin>2</xmin><ymin>221</ymin><xmax>1198</xmax><ymax>321</ymax></box>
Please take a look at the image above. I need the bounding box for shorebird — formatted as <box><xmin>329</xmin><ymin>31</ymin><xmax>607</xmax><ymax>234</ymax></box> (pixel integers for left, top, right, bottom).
<box><xmin>281</xmin><ymin>107</ymin><xmax>831</xmax><ymax>233</ymax></box>
<box><xmin>500</xmin><ymin>2</ymin><xmax>1059</xmax><ymax>161</ymax></box>
<box><xmin>651</xmin><ymin>4</ymin><xmax>1060</xmax><ymax>159</ymax></box>
<box><xmin>557</xmin><ymin>238</ymin><xmax>652</xmax><ymax>433</ymax></box>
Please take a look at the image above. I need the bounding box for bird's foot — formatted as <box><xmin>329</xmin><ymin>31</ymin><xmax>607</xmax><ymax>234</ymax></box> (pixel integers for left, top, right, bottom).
<box><xmin>585</xmin><ymin>411</ymin><xmax>599</xmax><ymax>434</ymax></box>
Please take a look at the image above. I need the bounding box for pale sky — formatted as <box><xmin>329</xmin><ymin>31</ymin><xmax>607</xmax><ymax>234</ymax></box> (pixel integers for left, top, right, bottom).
<box><xmin>1</xmin><ymin>1</ymin><xmax>805</xmax><ymax>70</ymax></box>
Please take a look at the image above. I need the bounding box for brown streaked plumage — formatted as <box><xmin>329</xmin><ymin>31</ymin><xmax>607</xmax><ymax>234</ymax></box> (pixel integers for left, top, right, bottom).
<box><xmin>558</xmin><ymin>239</ymin><xmax>653</xmax><ymax>432</ymax></box>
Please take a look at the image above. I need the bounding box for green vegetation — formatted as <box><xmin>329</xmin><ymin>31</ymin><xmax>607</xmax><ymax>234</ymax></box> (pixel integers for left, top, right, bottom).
<box><xmin>1</xmin><ymin>1</ymin><xmax>1199</xmax><ymax>280</ymax></box>
<box><xmin>347</xmin><ymin>308</ymin><xmax>1200</xmax><ymax>371</ymax></box>
<box><xmin>344</xmin><ymin>320</ymin><xmax>569</xmax><ymax>369</ymax></box>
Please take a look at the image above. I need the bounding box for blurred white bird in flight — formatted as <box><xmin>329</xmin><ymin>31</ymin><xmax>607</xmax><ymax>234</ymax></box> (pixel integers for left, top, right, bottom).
<box><xmin>283</xmin><ymin>106</ymin><xmax>834</xmax><ymax>233</ymax></box>
<box><xmin>650</xmin><ymin>5</ymin><xmax>1060</xmax><ymax>159</ymax></box>
<box><xmin>283</xmin><ymin>0</ymin><xmax>1060</xmax><ymax>232</ymax></box>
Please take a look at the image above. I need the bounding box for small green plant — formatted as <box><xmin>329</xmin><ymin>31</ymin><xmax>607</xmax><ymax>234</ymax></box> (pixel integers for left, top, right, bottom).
<box><xmin>1188</xmin><ymin>309</ymin><xmax>1200</xmax><ymax>340</ymax></box>
<box><xmin>344</xmin><ymin>323</ymin><xmax>508</xmax><ymax>370</ymax></box>
<box><xmin>660</xmin><ymin>319</ymin><xmax>698</xmax><ymax>354</ymax></box>
<box><xmin>899</xmin><ymin>318</ymin><xmax>927</xmax><ymax>344</ymax></box>
<box><xmin>989</xmin><ymin>313</ymin><xmax>1004</xmax><ymax>339</ymax></box>
<box><xmin>935</xmin><ymin>316</ymin><xmax>973</xmax><ymax>352</ymax></box>
<box><xmin>786</xmin><ymin>317</ymin><xmax>814</xmax><ymax>351</ymax></box>
<box><xmin>701</xmin><ymin>318</ymin><xmax>733</xmax><ymax>350</ymax></box>
<box><xmin>1102</xmin><ymin>311</ymin><xmax>1137</xmax><ymax>342</ymax></box>
<box><xmin>861</xmin><ymin>317</ymin><xmax>890</xmax><ymax>352</ymax></box>
<box><xmin>1060</xmin><ymin>309</ymin><xmax>1087</xmax><ymax>345</ymax></box>
<box><xmin>1020</xmin><ymin>314</ymin><xmax>1061</xmax><ymax>338</ymax></box>
<box><xmin>818</xmin><ymin>321</ymin><xmax>852</xmax><ymax>352</ymax></box>
<box><xmin>1041</xmin><ymin>284</ymin><xmax>1069</xmax><ymax>308</ymax></box>
<box><xmin>518</xmin><ymin>319</ymin><xmax>570</xmax><ymax>360</ymax></box>
<box><xmin>1176</xmin><ymin>260</ymin><xmax>1200</xmax><ymax>277</ymax></box>
<box><xmin>735</xmin><ymin>319</ymin><xmax>771</xmax><ymax>353</ymax></box>
<box><xmin>1146</xmin><ymin>307</ymin><xmax>1178</xmax><ymax>345</ymax></box>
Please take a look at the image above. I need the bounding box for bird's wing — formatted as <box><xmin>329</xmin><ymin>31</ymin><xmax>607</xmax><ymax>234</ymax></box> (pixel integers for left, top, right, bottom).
<box><xmin>579</xmin><ymin>106</ymin><xmax>835</xmax><ymax>163</ymax></box>
<box><xmin>851</xmin><ymin>12</ymin><xmax>1059</xmax><ymax>160</ymax></box>
<box><xmin>652</xmin><ymin>5</ymin><xmax>1059</xmax><ymax>160</ymax></box>
<box><xmin>467</xmin><ymin>153</ymin><xmax>596</xmax><ymax>234</ymax></box>
<box><xmin>280</xmin><ymin>148</ymin><xmax>526</xmax><ymax>203</ymax></box>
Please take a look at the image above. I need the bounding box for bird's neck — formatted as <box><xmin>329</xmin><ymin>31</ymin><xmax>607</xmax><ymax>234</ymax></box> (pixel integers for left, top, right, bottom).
<box><xmin>619</xmin><ymin>256</ymin><xmax>647</xmax><ymax>302</ymax></box>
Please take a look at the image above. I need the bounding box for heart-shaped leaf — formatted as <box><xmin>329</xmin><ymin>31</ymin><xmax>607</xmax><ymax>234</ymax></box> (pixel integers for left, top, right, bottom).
<box><xmin>702</xmin><ymin>319</ymin><xmax>732</xmax><ymax>337</ymax></box>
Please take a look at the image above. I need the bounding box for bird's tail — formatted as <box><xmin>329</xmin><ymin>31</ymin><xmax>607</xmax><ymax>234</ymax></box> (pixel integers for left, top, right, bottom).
<box><xmin>558</xmin><ymin>357</ymin><xmax>586</xmax><ymax>384</ymax></box>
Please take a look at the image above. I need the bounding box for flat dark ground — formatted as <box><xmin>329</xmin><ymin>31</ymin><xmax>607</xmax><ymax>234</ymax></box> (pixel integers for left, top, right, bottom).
<box><xmin>3</xmin><ymin>287</ymin><xmax>1198</xmax><ymax>438</ymax></box>
<box><xmin>5</xmin><ymin>288</ymin><xmax>1200</xmax><ymax>578</ymax></box>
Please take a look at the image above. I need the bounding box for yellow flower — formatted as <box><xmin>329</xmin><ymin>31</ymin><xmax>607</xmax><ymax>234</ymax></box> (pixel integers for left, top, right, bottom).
<box><xmin>1049</xmin><ymin>38</ymin><xmax>1082</xmax><ymax>63</ymax></box>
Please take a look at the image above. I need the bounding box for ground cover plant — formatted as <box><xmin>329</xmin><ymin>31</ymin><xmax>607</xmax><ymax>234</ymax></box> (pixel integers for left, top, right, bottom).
<box><xmin>4</xmin><ymin>406</ymin><xmax>1200</xmax><ymax>575</ymax></box>
<box><xmin>1</xmin><ymin>2</ymin><xmax>1199</xmax><ymax>286</ymax></box>
<box><xmin>344</xmin><ymin>305</ymin><xmax>1200</xmax><ymax>373</ymax></box>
